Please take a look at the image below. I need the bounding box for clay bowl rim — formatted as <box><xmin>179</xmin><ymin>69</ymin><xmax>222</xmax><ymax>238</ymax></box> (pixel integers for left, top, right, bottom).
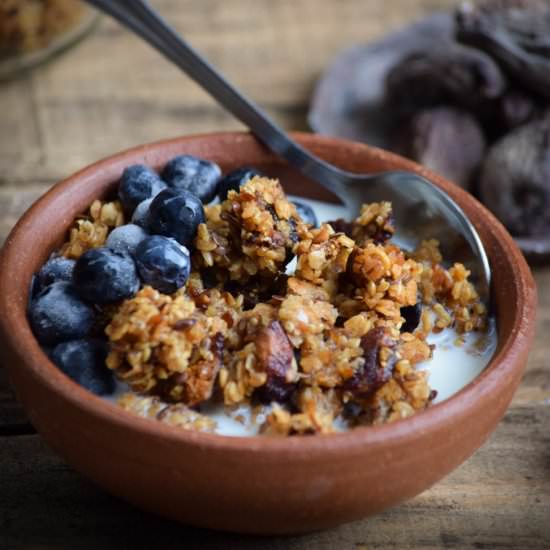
<box><xmin>0</xmin><ymin>131</ymin><xmax>535</xmax><ymax>455</ymax></box>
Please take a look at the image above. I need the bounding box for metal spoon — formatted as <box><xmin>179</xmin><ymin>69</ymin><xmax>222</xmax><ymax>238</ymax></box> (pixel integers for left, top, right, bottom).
<box><xmin>84</xmin><ymin>0</ymin><xmax>491</xmax><ymax>300</ymax></box>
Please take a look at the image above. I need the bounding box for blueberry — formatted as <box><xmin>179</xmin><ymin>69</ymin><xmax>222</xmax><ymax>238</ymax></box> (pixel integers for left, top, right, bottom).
<box><xmin>73</xmin><ymin>247</ymin><xmax>140</xmax><ymax>304</ymax></box>
<box><xmin>51</xmin><ymin>338</ymin><xmax>115</xmax><ymax>396</ymax></box>
<box><xmin>162</xmin><ymin>155</ymin><xmax>222</xmax><ymax>203</ymax></box>
<box><xmin>118</xmin><ymin>164</ymin><xmax>166</xmax><ymax>214</ymax></box>
<box><xmin>131</xmin><ymin>198</ymin><xmax>153</xmax><ymax>228</ymax></box>
<box><xmin>135</xmin><ymin>235</ymin><xmax>191</xmax><ymax>294</ymax></box>
<box><xmin>218</xmin><ymin>167</ymin><xmax>262</xmax><ymax>201</ymax></box>
<box><xmin>28</xmin><ymin>282</ymin><xmax>95</xmax><ymax>345</ymax></box>
<box><xmin>148</xmin><ymin>188</ymin><xmax>205</xmax><ymax>247</ymax></box>
<box><xmin>292</xmin><ymin>200</ymin><xmax>318</xmax><ymax>227</ymax></box>
<box><xmin>106</xmin><ymin>224</ymin><xmax>148</xmax><ymax>256</ymax></box>
<box><xmin>34</xmin><ymin>256</ymin><xmax>76</xmax><ymax>294</ymax></box>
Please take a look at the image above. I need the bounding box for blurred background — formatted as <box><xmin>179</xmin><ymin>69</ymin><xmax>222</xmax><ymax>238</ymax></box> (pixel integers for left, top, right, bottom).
<box><xmin>0</xmin><ymin>0</ymin><xmax>449</xmax><ymax>242</ymax></box>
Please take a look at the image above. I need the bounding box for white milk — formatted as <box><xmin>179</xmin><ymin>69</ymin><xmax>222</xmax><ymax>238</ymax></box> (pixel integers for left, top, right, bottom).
<box><xmin>106</xmin><ymin>196</ymin><xmax>497</xmax><ymax>436</ymax></box>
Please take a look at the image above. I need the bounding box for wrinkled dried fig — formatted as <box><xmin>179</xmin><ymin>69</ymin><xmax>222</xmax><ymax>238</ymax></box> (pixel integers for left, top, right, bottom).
<box><xmin>479</xmin><ymin>114</ymin><xmax>550</xmax><ymax>238</ymax></box>
<box><xmin>385</xmin><ymin>43</ymin><xmax>506</xmax><ymax>114</ymax></box>
<box><xmin>254</xmin><ymin>321</ymin><xmax>297</xmax><ymax>405</ymax></box>
<box><xmin>393</xmin><ymin>106</ymin><xmax>486</xmax><ymax>189</ymax></box>
<box><xmin>456</xmin><ymin>0</ymin><xmax>550</xmax><ymax>100</ymax></box>
<box><xmin>344</xmin><ymin>327</ymin><xmax>396</xmax><ymax>398</ymax></box>
<box><xmin>490</xmin><ymin>87</ymin><xmax>542</xmax><ymax>135</ymax></box>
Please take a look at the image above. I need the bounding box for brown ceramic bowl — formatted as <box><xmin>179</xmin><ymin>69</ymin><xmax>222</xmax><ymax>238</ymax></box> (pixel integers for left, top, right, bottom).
<box><xmin>0</xmin><ymin>132</ymin><xmax>537</xmax><ymax>534</ymax></box>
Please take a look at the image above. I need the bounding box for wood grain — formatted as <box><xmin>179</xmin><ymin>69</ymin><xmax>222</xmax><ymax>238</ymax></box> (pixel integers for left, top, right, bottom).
<box><xmin>0</xmin><ymin>0</ymin><xmax>549</xmax><ymax>548</ymax></box>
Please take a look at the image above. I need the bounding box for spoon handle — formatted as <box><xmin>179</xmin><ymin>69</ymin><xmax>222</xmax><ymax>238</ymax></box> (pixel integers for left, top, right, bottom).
<box><xmin>84</xmin><ymin>0</ymin><xmax>344</xmax><ymax>195</ymax></box>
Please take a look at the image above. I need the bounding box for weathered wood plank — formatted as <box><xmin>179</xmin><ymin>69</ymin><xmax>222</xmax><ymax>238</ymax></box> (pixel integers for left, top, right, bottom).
<box><xmin>0</xmin><ymin>79</ymin><xmax>42</xmax><ymax>183</ymax></box>
<box><xmin>0</xmin><ymin>406</ymin><xmax>548</xmax><ymax>550</ymax></box>
<box><xmin>0</xmin><ymin>367</ymin><xmax>33</xmax><ymax>435</ymax></box>
<box><xmin>0</xmin><ymin>184</ymin><xmax>51</xmax><ymax>245</ymax></box>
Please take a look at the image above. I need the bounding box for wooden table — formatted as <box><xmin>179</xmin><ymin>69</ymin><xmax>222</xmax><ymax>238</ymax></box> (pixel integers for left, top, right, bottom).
<box><xmin>1</xmin><ymin>1</ymin><xmax>549</xmax><ymax>548</ymax></box>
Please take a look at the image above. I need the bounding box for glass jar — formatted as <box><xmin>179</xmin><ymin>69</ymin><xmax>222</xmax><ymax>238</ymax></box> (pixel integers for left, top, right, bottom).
<box><xmin>0</xmin><ymin>0</ymin><xmax>98</xmax><ymax>80</ymax></box>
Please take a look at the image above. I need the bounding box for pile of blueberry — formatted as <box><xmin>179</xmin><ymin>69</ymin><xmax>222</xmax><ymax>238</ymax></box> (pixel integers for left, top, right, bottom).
<box><xmin>28</xmin><ymin>154</ymin><xmax>318</xmax><ymax>397</ymax></box>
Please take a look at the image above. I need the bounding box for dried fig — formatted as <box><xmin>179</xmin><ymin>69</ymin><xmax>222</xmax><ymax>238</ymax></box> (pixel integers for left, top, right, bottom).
<box><xmin>254</xmin><ymin>321</ymin><xmax>297</xmax><ymax>404</ymax></box>
<box><xmin>456</xmin><ymin>0</ymin><xmax>550</xmax><ymax>100</ymax></box>
<box><xmin>344</xmin><ymin>328</ymin><xmax>395</xmax><ymax>397</ymax></box>
<box><xmin>479</xmin><ymin>114</ymin><xmax>550</xmax><ymax>239</ymax></box>
<box><xmin>393</xmin><ymin>106</ymin><xmax>486</xmax><ymax>190</ymax></box>
<box><xmin>385</xmin><ymin>43</ymin><xmax>506</xmax><ymax>114</ymax></box>
<box><xmin>485</xmin><ymin>87</ymin><xmax>542</xmax><ymax>138</ymax></box>
<box><xmin>309</xmin><ymin>13</ymin><xmax>455</xmax><ymax>147</ymax></box>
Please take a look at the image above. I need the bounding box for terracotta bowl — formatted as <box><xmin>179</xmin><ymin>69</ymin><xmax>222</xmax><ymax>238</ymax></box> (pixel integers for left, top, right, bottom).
<box><xmin>0</xmin><ymin>132</ymin><xmax>537</xmax><ymax>534</ymax></box>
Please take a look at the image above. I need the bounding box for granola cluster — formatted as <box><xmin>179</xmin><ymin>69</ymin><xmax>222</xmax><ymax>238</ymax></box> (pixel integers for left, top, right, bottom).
<box><xmin>118</xmin><ymin>393</ymin><xmax>216</xmax><ymax>433</ymax></box>
<box><xmin>59</xmin><ymin>176</ymin><xmax>487</xmax><ymax>436</ymax></box>
<box><xmin>194</xmin><ymin>177</ymin><xmax>306</xmax><ymax>282</ymax></box>
<box><xmin>106</xmin><ymin>284</ymin><xmax>242</xmax><ymax>405</ymax></box>
<box><xmin>61</xmin><ymin>199</ymin><xmax>124</xmax><ymax>259</ymax></box>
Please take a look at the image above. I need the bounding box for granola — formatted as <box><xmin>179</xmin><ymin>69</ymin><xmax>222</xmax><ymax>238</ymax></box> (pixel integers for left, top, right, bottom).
<box><xmin>54</xmin><ymin>175</ymin><xmax>490</xmax><ymax>436</ymax></box>
<box><xmin>61</xmin><ymin>200</ymin><xmax>125</xmax><ymax>259</ymax></box>
<box><xmin>194</xmin><ymin>177</ymin><xmax>306</xmax><ymax>282</ymax></box>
